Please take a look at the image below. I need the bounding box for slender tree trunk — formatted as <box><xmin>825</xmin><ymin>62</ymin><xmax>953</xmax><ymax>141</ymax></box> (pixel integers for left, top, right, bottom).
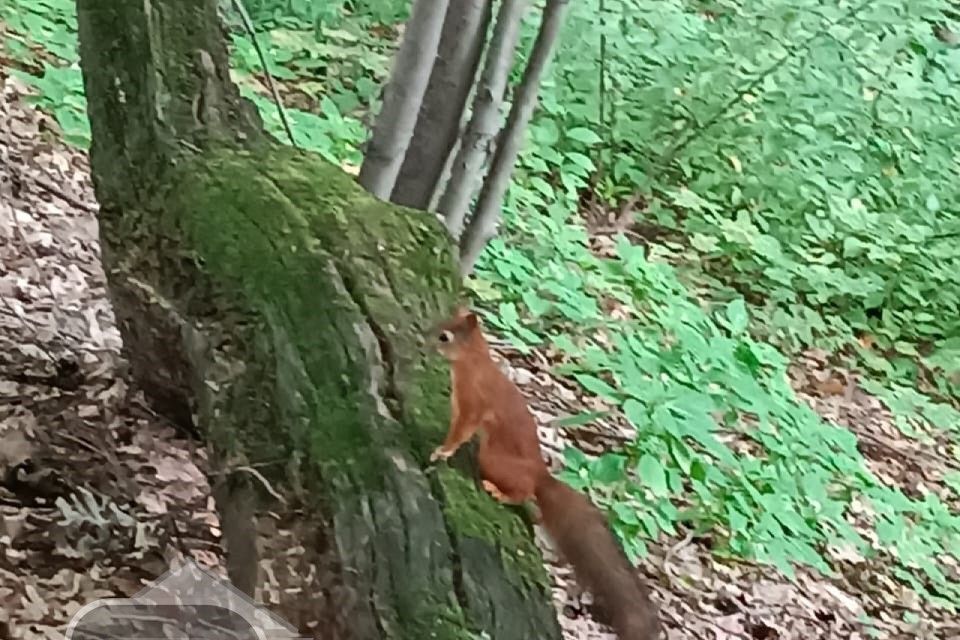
<box><xmin>74</xmin><ymin>1</ymin><xmax>563</xmax><ymax>638</ymax></box>
<box><xmin>390</xmin><ymin>0</ymin><xmax>493</xmax><ymax>209</ymax></box>
<box><xmin>426</xmin><ymin>125</ymin><xmax>464</xmax><ymax>213</ymax></box>
<box><xmin>437</xmin><ymin>0</ymin><xmax>529</xmax><ymax>238</ymax></box>
<box><xmin>460</xmin><ymin>0</ymin><xmax>570</xmax><ymax>272</ymax></box>
<box><xmin>358</xmin><ymin>0</ymin><xmax>452</xmax><ymax>199</ymax></box>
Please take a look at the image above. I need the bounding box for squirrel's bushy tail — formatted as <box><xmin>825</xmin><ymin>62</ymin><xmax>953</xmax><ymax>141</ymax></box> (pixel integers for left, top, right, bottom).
<box><xmin>535</xmin><ymin>473</ymin><xmax>661</xmax><ymax>640</ymax></box>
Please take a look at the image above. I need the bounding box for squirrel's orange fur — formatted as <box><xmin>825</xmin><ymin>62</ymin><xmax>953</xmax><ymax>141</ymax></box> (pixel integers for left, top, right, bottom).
<box><xmin>430</xmin><ymin>307</ymin><xmax>661</xmax><ymax>640</ymax></box>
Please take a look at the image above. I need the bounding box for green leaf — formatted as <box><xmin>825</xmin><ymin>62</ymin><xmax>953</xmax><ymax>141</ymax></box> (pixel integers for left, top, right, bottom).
<box><xmin>669</xmin><ymin>187</ymin><xmax>718</xmax><ymax>213</ymax></box>
<box><xmin>553</xmin><ymin>410</ymin><xmax>610</xmax><ymax>428</ymax></box>
<box><xmin>725</xmin><ymin>298</ymin><xmax>749</xmax><ymax>335</ymax></box>
<box><xmin>320</xmin><ymin>95</ymin><xmax>341</xmax><ymax>120</ymax></box>
<box><xmin>638</xmin><ymin>511</ymin><xmax>661</xmax><ymax>538</ymax></box>
<box><xmin>638</xmin><ymin>454</ymin><xmax>668</xmax><ymax>497</ymax></box>
<box><xmin>565</xmin><ymin>126</ymin><xmax>602</xmax><ymax>145</ymax></box>
<box><xmin>842</xmin><ymin>236</ymin><xmax>868</xmax><ymax>258</ymax></box>
<box><xmin>612</xmin><ymin>502</ymin><xmax>640</xmax><ymax>526</ymax></box>
<box><xmin>733</xmin><ymin>342</ymin><xmax>761</xmax><ymax>377</ymax></box>
<box><xmin>562</xmin><ymin>445</ymin><xmax>589</xmax><ymax>470</ymax></box>
<box><xmin>529</xmin><ymin>176</ymin><xmax>554</xmax><ymax>199</ymax></box>
<box><xmin>727</xmin><ymin>505</ymin><xmax>749</xmax><ymax>535</ymax></box>
<box><xmin>590</xmin><ymin>453</ymin><xmax>626</xmax><ymax>484</ymax></box>
<box><xmin>564</xmin><ymin>151</ymin><xmax>596</xmax><ymax>172</ymax></box>
<box><xmin>573</xmin><ymin>373</ymin><xmax>620</xmax><ymax>400</ymax></box>
<box><xmin>691</xmin><ymin>233</ymin><xmax>720</xmax><ymax>253</ymax></box>
<box><xmin>622</xmin><ymin>398</ymin><xmax>648</xmax><ymax>429</ymax></box>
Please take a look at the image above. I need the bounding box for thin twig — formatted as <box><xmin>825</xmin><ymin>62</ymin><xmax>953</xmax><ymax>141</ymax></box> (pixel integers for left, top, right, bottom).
<box><xmin>0</xmin><ymin>278</ymin><xmax>58</xmax><ymax>364</ymax></box>
<box><xmin>30</xmin><ymin>172</ymin><xmax>97</xmax><ymax>213</ymax></box>
<box><xmin>659</xmin><ymin>603</ymin><xmax>755</xmax><ymax>640</ymax></box>
<box><xmin>230</xmin><ymin>0</ymin><xmax>297</xmax><ymax>147</ymax></box>
<box><xmin>232</xmin><ymin>465</ymin><xmax>287</xmax><ymax>505</ymax></box>
<box><xmin>662</xmin><ymin>530</ymin><xmax>694</xmax><ymax>570</ymax></box>
<box><xmin>597</xmin><ymin>0</ymin><xmax>606</xmax><ymax>131</ymax></box>
<box><xmin>856</xmin><ymin>429</ymin><xmax>960</xmax><ymax>474</ymax></box>
<box><xmin>9</xmin><ymin>202</ymin><xmax>63</xmax><ymax>319</ymax></box>
<box><xmin>2</xmin><ymin>190</ymin><xmax>74</xmax><ymax>365</ymax></box>
<box><xmin>612</xmin><ymin>191</ymin><xmax>641</xmax><ymax>228</ymax></box>
<box><xmin>0</xmin><ymin>158</ymin><xmax>96</xmax><ymax>213</ymax></box>
<box><xmin>591</xmin><ymin>226</ymin><xmax>649</xmax><ymax>244</ymax></box>
<box><xmin>57</xmin><ymin>432</ymin><xmax>101</xmax><ymax>455</ymax></box>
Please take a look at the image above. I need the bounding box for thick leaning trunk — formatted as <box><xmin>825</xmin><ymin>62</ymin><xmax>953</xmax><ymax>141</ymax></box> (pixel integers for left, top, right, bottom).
<box><xmin>74</xmin><ymin>1</ymin><xmax>562</xmax><ymax>639</ymax></box>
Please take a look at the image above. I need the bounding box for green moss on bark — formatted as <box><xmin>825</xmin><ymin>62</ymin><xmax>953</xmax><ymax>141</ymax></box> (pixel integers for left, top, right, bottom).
<box><xmin>151</xmin><ymin>144</ymin><xmax>556</xmax><ymax>639</ymax></box>
<box><xmin>438</xmin><ymin>468</ymin><xmax>551</xmax><ymax>589</ymax></box>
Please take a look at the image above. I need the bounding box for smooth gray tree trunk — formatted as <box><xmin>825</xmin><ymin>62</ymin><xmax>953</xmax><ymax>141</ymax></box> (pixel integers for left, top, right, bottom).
<box><xmin>390</xmin><ymin>0</ymin><xmax>493</xmax><ymax>210</ymax></box>
<box><xmin>436</xmin><ymin>0</ymin><xmax>529</xmax><ymax>238</ymax></box>
<box><xmin>460</xmin><ymin>0</ymin><xmax>571</xmax><ymax>272</ymax></box>
<box><xmin>358</xmin><ymin>0</ymin><xmax>452</xmax><ymax>199</ymax></box>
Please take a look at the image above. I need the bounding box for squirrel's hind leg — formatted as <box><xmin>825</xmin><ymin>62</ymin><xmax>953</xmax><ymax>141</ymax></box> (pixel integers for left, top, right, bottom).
<box><xmin>477</xmin><ymin>451</ymin><xmax>538</xmax><ymax>503</ymax></box>
<box><xmin>481</xmin><ymin>479</ymin><xmax>513</xmax><ymax>503</ymax></box>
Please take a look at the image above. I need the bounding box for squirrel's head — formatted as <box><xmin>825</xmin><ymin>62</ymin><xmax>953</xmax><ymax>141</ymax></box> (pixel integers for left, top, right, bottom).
<box><xmin>434</xmin><ymin>306</ymin><xmax>481</xmax><ymax>360</ymax></box>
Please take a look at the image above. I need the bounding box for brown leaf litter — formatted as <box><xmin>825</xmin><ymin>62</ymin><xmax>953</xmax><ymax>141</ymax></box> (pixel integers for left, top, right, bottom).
<box><xmin>0</xmin><ymin>72</ymin><xmax>222</xmax><ymax>640</ymax></box>
<box><xmin>1</xmin><ymin>64</ymin><xmax>958</xmax><ymax>640</ymax></box>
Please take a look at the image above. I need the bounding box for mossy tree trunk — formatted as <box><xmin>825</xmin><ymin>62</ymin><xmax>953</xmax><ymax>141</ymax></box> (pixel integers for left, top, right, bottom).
<box><xmin>74</xmin><ymin>1</ymin><xmax>562</xmax><ymax>639</ymax></box>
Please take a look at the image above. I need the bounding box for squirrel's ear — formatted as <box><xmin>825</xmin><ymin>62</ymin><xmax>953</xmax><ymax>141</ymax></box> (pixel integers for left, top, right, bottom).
<box><xmin>451</xmin><ymin>305</ymin><xmax>478</xmax><ymax>328</ymax></box>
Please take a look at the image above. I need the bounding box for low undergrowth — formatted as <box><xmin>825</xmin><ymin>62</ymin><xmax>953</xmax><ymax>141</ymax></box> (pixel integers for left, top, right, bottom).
<box><xmin>3</xmin><ymin>0</ymin><xmax>958</xmax><ymax>618</ymax></box>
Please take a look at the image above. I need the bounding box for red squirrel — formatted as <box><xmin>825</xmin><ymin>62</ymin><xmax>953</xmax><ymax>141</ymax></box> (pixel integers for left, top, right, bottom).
<box><xmin>429</xmin><ymin>307</ymin><xmax>661</xmax><ymax>640</ymax></box>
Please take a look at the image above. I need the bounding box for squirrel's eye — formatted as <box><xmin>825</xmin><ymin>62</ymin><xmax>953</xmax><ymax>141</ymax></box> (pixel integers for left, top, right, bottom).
<box><xmin>438</xmin><ymin>330</ymin><xmax>453</xmax><ymax>343</ymax></box>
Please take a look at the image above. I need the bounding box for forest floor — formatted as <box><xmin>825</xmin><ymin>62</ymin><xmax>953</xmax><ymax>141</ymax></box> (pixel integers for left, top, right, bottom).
<box><xmin>0</xmin><ymin>71</ymin><xmax>955</xmax><ymax>640</ymax></box>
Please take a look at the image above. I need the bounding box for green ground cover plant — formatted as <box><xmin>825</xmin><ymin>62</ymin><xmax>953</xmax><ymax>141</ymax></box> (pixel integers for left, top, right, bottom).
<box><xmin>4</xmin><ymin>0</ymin><xmax>958</xmax><ymax>615</ymax></box>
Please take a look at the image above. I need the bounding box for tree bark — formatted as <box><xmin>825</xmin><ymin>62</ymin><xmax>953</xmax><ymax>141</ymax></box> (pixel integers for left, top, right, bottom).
<box><xmin>436</xmin><ymin>0</ymin><xmax>529</xmax><ymax>238</ymax></box>
<box><xmin>74</xmin><ymin>1</ymin><xmax>562</xmax><ymax>638</ymax></box>
<box><xmin>460</xmin><ymin>0</ymin><xmax>571</xmax><ymax>272</ymax></box>
<box><xmin>390</xmin><ymin>0</ymin><xmax>493</xmax><ymax>210</ymax></box>
<box><xmin>358</xmin><ymin>0</ymin><xmax>452</xmax><ymax>200</ymax></box>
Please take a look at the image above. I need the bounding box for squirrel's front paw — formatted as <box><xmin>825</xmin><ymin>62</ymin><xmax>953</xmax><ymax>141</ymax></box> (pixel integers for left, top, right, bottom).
<box><xmin>430</xmin><ymin>446</ymin><xmax>453</xmax><ymax>463</ymax></box>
